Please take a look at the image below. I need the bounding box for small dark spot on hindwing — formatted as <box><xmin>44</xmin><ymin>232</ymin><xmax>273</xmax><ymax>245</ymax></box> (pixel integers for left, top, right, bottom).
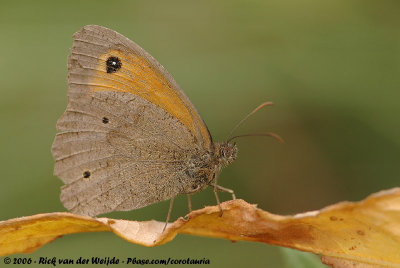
<box><xmin>83</xmin><ymin>171</ymin><xmax>91</xmax><ymax>178</ymax></box>
<box><xmin>102</xmin><ymin>117</ymin><xmax>109</xmax><ymax>124</ymax></box>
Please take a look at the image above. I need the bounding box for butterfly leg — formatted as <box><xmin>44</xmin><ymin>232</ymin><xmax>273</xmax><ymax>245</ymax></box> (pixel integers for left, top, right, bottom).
<box><xmin>163</xmin><ymin>196</ymin><xmax>175</xmax><ymax>232</ymax></box>
<box><xmin>213</xmin><ymin>176</ymin><xmax>224</xmax><ymax>217</ymax></box>
<box><xmin>187</xmin><ymin>194</ymin><xmax>192</xmax><ymax>213</ymax></box>
<box><xmin>213</xmin><ymin>184</ymin><xmax>236</xmax><ymax>200</ymax></box>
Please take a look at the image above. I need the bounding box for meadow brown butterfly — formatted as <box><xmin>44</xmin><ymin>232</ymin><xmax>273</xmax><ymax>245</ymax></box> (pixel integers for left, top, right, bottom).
<box><xmin>52</xmin><ymin>25</ymin><xmax>279</xmax><ymax>229</ymax></box>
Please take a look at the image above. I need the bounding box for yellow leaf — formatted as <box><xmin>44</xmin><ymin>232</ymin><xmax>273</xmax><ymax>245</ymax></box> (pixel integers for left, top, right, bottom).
<box><xmin>1</xmin><ymin>188</ymin><xmax>400</xmax><ymax>267</ymax></box>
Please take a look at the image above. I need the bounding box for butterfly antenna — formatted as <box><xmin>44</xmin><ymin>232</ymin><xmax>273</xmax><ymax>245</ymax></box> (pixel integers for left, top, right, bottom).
<box><xmin>226</xmin><ymin>132</ymin><xmax>284</xmax><ymax>144</ymax></box>
<box><xmin>226</xmin><ymin>102</ymin><xmax>274</xmax><ymax>141</ymax></box>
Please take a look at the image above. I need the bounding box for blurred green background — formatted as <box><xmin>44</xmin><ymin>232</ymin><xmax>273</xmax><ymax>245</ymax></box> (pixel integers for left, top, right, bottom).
<box><xmin>1</xmin><ymin>0</ymin><xmax>399</xmax><ymax>267</ymax></box>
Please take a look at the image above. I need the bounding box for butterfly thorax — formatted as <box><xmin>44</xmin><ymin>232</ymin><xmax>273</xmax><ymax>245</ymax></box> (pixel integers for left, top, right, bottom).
<box><xmin>182</xmin><ymin>142</ymin><xmax>237</xmax><ymax>194</ymax></box>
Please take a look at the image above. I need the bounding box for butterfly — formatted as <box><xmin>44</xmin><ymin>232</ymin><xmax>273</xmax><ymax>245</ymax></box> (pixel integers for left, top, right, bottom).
<box><xmin>51</xmin><ymin>25</ymin><xmax>280</xmax><ymax>230</ymax></box>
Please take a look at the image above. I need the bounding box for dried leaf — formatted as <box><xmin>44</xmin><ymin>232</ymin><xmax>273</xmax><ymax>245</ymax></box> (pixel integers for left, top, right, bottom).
<box><xmin>1</xmin><ymin>188</ymin><xmax>400</xmax><ymax>267</ymax></box>
<box><xmin>321</xmin><ymin>256</ymin><xmax>388</xmax><ymax>268</ymax></box>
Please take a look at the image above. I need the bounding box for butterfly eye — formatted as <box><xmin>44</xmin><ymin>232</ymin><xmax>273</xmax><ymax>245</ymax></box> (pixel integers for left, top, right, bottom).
<box><xmin>106</xmin><ymin>56</ymin><xmax>122</xmax><ymax>73</ymax></box>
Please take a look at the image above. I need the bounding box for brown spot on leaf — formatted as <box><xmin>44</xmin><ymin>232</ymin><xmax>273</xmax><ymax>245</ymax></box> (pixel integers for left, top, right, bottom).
<box><xmin>357</xmin><ymin>230</ymin><xmax>365</xmax><ymax>236</ymax></box>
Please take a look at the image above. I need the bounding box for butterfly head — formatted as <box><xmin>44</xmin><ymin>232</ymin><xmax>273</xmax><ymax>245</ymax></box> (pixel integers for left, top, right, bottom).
<box><xmin>217</xmin><ymin>142</ymin><xmax>238</xmax><ymax>168</ymax></box>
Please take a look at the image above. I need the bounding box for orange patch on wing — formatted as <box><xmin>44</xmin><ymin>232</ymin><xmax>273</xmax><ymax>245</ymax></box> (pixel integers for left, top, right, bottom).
<box><xmin>89</xmin><ymin>49</ymin><xmax>210</xmax><ymax>148</ymax></box>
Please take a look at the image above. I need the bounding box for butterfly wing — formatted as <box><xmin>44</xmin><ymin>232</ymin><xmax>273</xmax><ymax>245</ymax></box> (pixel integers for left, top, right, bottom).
<box><xmin>52</xmin><ymin>25</ymin><xmax>213</xmax><ymax>216</ymax></box>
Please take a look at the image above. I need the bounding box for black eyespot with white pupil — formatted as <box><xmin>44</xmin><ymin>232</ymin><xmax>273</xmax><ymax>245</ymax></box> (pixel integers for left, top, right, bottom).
<box><xmin>106</xmin><ymin>56</ymin><xmax>122</xmax><ymax>73</ymax></box>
